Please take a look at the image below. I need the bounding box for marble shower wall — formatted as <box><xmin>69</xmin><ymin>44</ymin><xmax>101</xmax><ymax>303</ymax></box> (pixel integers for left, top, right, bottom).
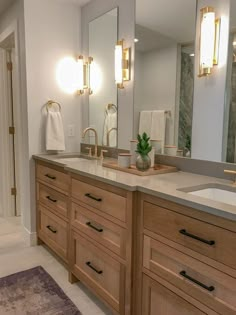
<box><xmin>226</xmin><ymin>62</ymin><xmax>236</xmax><ymax>163</ymax></box>
<box><xmin>178</xmin><ymin>52</ymin><xmax>194</xmax><ymax>151</ymax></box>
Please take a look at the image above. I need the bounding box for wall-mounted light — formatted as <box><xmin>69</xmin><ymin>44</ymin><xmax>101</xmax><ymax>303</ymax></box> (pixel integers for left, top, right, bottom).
<box><xmin>115</xmin><ymin>40</ymin><xmax>131</xmax><ymax>89</ymax></box>
<box><xmin>76</xmin><ymin>55</ymin><xmax>85</xmax><ymax>95</ymax></box>
<box><xmin>199</xmin><ymin>7</ymin><xmax>220</xmax><ymax>77</ymax></box>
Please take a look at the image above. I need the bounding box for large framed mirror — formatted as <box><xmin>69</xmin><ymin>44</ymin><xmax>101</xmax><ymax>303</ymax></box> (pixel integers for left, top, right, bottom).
<box><xmin>134</xmin><ymin>0</ymin><xmax>197</xmax><ymax>157</ymax></box>
<box><xmin>85</xmin><ymin>8</ymin><xmax>118</xmax><ymax>148</ymax></box>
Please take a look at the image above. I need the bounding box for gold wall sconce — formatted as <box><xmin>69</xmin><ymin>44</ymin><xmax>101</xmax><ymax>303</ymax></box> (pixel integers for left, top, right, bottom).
<box><xmin>115</xmin><ymin>39</ymin><xmax>131</xmax><ymax>89</ymax></box>
<box><xmin>76</xmin><ymin>55</ymin><xmax>94</xmax><ymax>95</ymax></box>
<box><xmin>199</xmin><ymin>6</ymin><xmax>221</xmax><ymax>77</ymax></box>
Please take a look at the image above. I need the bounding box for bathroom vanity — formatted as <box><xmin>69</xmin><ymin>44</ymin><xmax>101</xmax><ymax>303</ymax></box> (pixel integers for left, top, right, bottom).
<box><xmin>34</xmin><ymin>155</ymin><xmax>236</xmax><ymax>315</ymax></box>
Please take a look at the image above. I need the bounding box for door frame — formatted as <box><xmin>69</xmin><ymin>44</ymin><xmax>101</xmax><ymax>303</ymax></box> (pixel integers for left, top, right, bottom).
<box><xmin>0</xmin><ymin>21</ymin><xmax>22</xmax><ymax>217</ymax></box>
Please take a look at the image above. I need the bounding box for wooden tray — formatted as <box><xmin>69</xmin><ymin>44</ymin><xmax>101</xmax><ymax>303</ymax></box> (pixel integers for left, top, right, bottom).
<box><xmin>102</xmin><ymin>161</ymin><xmax>177</xmax><ymax>176</ymax></box>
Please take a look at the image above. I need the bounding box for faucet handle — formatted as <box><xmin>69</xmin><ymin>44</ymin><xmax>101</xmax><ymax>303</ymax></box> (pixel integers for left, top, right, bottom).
<box><xmin>85</xmin><ymin>147</ymin><xmax>92</xmax><ymax>157</ymax></box>
<box><xmin>100</xmin><ymin>149</ymin><xmax>108</xmax><ymax>160</ymax></box>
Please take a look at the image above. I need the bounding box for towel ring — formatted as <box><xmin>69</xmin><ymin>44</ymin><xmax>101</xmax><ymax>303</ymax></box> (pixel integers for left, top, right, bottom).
<box><xmin>45</xmin><ymin>100</ymin><xmax>61</xmax><ymax>112</ymax></box>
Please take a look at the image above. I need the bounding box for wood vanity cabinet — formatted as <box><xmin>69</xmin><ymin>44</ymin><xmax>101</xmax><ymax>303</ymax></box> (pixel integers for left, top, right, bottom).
<box><xmin>135</xmin><ymin>193</ymin><xmax>236</xmax><ymax>315</ymax></box>
<box><xmin>36</xmin><ymin>161</ymin><xmax>70</xmax><ymax>263</ymax></box>
<box><xmin>69</xmin><ymin>174</ymin><xmax>135</xmax><ymax>315</ymax></box>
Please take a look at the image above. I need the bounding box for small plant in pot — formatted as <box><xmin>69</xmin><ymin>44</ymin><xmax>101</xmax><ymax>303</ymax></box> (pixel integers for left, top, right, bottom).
<box><xmin>136</xmin><ymin>132</ymin><xmax>152</xmax><ymax>171</ymax></box>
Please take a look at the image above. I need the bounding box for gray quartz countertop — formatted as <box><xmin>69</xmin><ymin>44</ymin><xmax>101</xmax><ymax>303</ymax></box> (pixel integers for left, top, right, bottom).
<box><xmin>33</xmin><ymin>153</ymin><xmax>236</xmax><ymax>222</ymax></box>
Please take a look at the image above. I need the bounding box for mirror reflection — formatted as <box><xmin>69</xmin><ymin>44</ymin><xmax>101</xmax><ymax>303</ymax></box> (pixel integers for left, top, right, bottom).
<box><xmin>134</xmin><ymin>0</ymin><xmax>197</xmax><ymax>157</ymax></box>
<box><xmin>88</xmin><ymin>8</ymin><xmax>118</xmax><ymax>147</ymax></box>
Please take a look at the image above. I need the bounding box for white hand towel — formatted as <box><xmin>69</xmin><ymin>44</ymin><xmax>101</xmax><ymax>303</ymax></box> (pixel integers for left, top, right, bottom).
<box><xmin>151</xmin><ymin>110</ymin><xmax>166</xmax><ymax>154</ymax></box>
<box><xmin>139</xmin><ymin>111</ymin><xmax>152</xmax><ymax>137</ymax></box>
<box><xmin>103</xmin><ymin>112</ymin><xmax>117</xmax><ymax>147</ymax></box>
<box><xmin>46</xmin><ymin>111</ymin><xmax>65</xmax><ymax>151</ymax></box>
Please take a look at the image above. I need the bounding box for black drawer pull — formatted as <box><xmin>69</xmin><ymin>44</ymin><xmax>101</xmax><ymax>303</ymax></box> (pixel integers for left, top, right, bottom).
<box><xmin>86</xmin><ymin>222</ymin><xmax>103</xmax><ymax>233</ymax></box>
<box><xmin>180</xmin><ymin>271</ymin><xmax>215</xmax><ymax>292</ymax></box>
<box><xmin>86</xmin><ymin>261</ymin><xmax>103</xmax><ymax>274</ymax></box>
<box><xmin>46</xmin><ymin>196</ymin><xmax>57</xmax><ymax>203</ymax></box>
<box><xmin>46</xmin><ymin>225</ymin><xmax>57</xmax><ymax>234</ymax></box>
<box><xmin>45</xmin><ymin>174</ymin><xmax>56</xmax><ymax>180</ymax></box>
<box><xmin>179</xmin><ymin>229</ymin><xmax>215</xmax><ymax>246</ymax></box>
<box><xmin>85</xmin><ymin>193</ymin><xmax>102</xmax><ymax>202</ymax></box>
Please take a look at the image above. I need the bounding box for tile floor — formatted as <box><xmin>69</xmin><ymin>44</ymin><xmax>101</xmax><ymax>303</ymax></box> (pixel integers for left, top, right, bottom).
<box><xmin>0</xmin><ymin>216</ymin><xmax>113</xmax><ymax>315</ymax></box>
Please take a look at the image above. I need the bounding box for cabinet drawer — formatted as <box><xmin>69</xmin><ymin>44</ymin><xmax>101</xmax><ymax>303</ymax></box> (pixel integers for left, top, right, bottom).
<box><xmin>71</xmin><ymin>203</ymin><xmax>126</xmax><ymax>258</ymax></box>
<box><xmin>38</xmin><ymin>184</ymin><xmax>68</xmax><ymax>218</ymax></box>
<box><xmin>37</xmin><ymin>164</ymin><xmax>69</xmax><ymax>193</ymax></box>
<box><xmin>38</xmin><ymin>206</ymin><xmax>68</xmax><ymax>261</ymax></box>
<box><xmin>70</xmin><ymin>231</ymin><xmax>125</xmax><ymax>313</ymax></box>
<box><xmin>143</xmin><ymin>235</ymin><xmax>236</xmax><ymax>315</ymax></box>
<box><xmin>142</xmin><ymin>275</ymin><xmax>206</xmax><ymax>315</ymax></box>
<box><xmin>72</xmin><ymin>179</ymin><xmax>127</xmax><ymax>223</ymax></box>
<box><xmin>143</xmin><ymin>201</ymin><xmax>236</xmax><ymax>269</ymax></box>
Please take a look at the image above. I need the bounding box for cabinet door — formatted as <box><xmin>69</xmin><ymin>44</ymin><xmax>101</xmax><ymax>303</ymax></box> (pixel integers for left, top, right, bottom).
<box><xmin>142</xmin><ymin>275</ymin><xmax>206</xmax><ymax>315</ymax></box>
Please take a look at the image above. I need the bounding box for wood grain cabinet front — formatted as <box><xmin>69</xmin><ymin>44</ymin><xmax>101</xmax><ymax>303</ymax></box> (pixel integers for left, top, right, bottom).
<box><xmin>38</xmin><ymin>205</ymin><xmax>68</xmax><ymax>262</ymax></box>
<box><xmin>36</xmin><ymin>163</ymin><xmax>70</xmax><ymax>194</ymax></box>
<box><xmin>71</xmin><ymin>202</ymin><xmax>126</xmax><ymax>259</ymax></box>
<box><xmin>70</xmin><ymin>230</ymin><xmax>125</xmax><ymax>314</ymax></box>
<box><xmin>142</xmin><ymin>275</ymin><xmax>209</xmax><ymax>315</ymax></box>
<box><xmin>38</xmin><ymin>183</ymin><xmax>68</xmax><ymax>219</ymax></box>
<box><xmin>143</xmin><ymin>235</ymin><xmax>236</xmax><ymax>315</ymax></box>
<box><xmin>143</xmin><ymin>200</ymin><xmax>236</xmax><ymax>270</ymax></box>
<box><xmin>71</xmin><ymin>178</ymin><xmax>127</xmax><ymax>223</ymax></box>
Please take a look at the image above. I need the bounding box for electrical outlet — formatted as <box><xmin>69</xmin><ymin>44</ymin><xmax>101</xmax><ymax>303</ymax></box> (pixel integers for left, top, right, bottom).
<box><xmin>68</xmin><ymin>124</ymin><xmax>75</xmax><ymax>137</ymax></box>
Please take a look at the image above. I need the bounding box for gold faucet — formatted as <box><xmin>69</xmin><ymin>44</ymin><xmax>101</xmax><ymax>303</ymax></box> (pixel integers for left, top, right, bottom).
<box><xmin>106</xmin><ymin>128</ymin><xmax>117</xmax><ymax>147</ymax></box>
<box><xmin>224</xmin><ymin>169</ymin><xmax>236</xmax><ymax>185</ymax></box>
<box><xmin>82</xmin><ymin>127</ymin><xmax>98</xmax><ymax>158</ymax></box>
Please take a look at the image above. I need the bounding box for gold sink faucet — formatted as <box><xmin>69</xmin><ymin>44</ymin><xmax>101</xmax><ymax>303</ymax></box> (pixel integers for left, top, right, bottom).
<box><xmin>107</xmin><ymin>127</ymin><xmax>117</xmax><ymax>147</ymax></box>
<box><xmin>224</xmin><ymin>169</ymin><xmax>236</xmax><ymax>185</ymax></box>
<box><xmin>82</xmin><ymin>127</ymin><xmax>98</xmax><ymax>158</ymax></box>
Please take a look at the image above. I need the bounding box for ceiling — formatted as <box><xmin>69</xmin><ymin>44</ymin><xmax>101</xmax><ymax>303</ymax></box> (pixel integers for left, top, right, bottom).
<box><xmin>58</xmin><ymin>0</ymin><xmax>91</xmax><ymax>6</ymax></box>
<box><xmin>136</xmin><ymin>0</ymin><xmax>197</xmax><ymax>44</ymax></box>
<box><xmin>0</xmin><ymin>0</ymin><xmax>15</xmax><ymax>16</ymax></box>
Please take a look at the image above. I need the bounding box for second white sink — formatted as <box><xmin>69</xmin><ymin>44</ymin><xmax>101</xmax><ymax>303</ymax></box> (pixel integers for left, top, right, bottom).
<box><xmin>189</xmin><ymin>188</ymin><xmax>236</xmax><ymax>206</ymax></box>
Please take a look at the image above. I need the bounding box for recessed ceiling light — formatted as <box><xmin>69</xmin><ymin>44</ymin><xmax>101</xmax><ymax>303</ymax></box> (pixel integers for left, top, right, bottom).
<box><xmin>189</xmin><ymin>53</ymin><xmax>195</xmax><ymax>57</ymax></box>
<box><xmin>134</xmin><ymin>38</ymin><xmax>139</xmax><ymax>43</ymax></box>
<box><xmin>233</xmin><ymin>41</ymin><xmax>236</xmax><ymax>46</ymax></box>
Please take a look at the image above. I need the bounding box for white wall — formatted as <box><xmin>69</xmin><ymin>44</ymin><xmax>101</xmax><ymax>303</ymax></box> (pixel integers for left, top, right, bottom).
<box><xmin>191</xmin><ymin>0</ymin><xmax>230</xmax><ymax>161</ymax></box>
<box><xmin>23</xmin><ymin>0</ymin><xmax>82</xmax><ymax>234</ymax></box>
<box><xmin>134</xmin><ymin>45</ymin><xmax>178</xmax><ymax>145</ymax></box>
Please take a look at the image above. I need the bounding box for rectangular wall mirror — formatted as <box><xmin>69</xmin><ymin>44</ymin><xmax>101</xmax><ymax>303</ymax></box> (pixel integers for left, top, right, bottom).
<box><xmin>86</xmin><ymin>7</ymin><xmax>118</xmax><ymax>148</ymax></box>
<box><xmin>134</xmin><ymin>0</ymin><xmax>197</xmax><ymax>157</ymax></box>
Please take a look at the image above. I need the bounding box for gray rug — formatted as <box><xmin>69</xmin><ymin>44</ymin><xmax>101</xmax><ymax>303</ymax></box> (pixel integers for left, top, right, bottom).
<box><xmin>0</xmin><ymin>266</ymin><xmax>81</xmax><ymax>315</ymax></box>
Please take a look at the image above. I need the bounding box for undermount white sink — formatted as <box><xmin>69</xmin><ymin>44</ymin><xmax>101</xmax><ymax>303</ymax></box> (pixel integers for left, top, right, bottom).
<box><xmin>189</xmin><ymin>188</ymin><xmax>236</xmax><ymax>206</ymax></box>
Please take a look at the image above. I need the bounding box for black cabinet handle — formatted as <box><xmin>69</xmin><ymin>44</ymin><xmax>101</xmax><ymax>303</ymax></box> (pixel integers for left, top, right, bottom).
<box><xmin>46</xmin><ymin>225</ymin><xmax>57</xmax><ymax>234</ymax></box>
<box><xmin>85</xmin><ymin>193</ymin><xmax>102</xmax><ymax>202</ymax></box>
<box><xmin>45</xmin><ymin>174</ymin><xmax>56</xmax><ymax>180</ymax></box>
<box><xmin>86</xmin><ymin>261</ymin><xmax>103</xmax><ymax>274</ymax></box>
<box><xmin>46</xmin><ymin>196</ymin><xmax>57</xmax><ymax>203</ymax></box>
<box><xmin>179</xmin><ymin>229</ymin><xmax>215</xmax><ymax>246</ymax></box>
<box><xmin>86</xmin><ymin>222</ymin><xmax>103</xmax><ymax>233</ymax></box>
<box><xmin>180</xmin><ymin>271</ymin><xmax>215</xmax><ymax>292</ymax></box>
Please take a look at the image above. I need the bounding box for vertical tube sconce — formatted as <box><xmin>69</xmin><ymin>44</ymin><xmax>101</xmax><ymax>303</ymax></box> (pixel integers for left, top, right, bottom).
<box><xmin>115</xmin><ymin>40</ymin><xmax>131</xmax><ymax>89</ymax></box>
<box><xmin>87</xmin><ymin>56</ymin><xmax>94</xmax><ymax>95</ymax></box>
<box><xmin>77</xmin><ymin>55</ymin><xmax>85</xmax><ymax>95</ymax></box>
<box><xmin>199</xmin><ymin>7</ymin><xmax>220</xmax><ymax>77</ymax></box>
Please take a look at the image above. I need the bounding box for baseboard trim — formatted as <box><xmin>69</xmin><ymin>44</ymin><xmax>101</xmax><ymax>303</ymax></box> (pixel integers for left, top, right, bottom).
<box><xmin>23</xmin><ymin>227</ymin><xmax>37</xmax><ymax>246</ymax></box>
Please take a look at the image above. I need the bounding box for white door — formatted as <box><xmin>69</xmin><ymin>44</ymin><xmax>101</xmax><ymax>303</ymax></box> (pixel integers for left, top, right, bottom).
<box><xmin>0</xmin><ymin>48</ymin><xmax>17</xmax><ymax>217</ymax></box>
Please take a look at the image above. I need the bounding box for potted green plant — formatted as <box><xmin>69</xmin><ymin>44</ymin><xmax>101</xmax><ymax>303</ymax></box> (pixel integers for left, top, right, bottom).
<box><xmin>136</xmin><ymin>132</ymin><xmax>152</xmax><ymax>171</ymax></box>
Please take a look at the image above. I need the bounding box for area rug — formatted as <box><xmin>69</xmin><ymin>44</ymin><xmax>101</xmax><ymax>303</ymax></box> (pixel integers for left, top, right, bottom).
<box><xmin>0</xmin><ymin>266</ymin><xmax>81</xmax><ymax>315</ymax></box>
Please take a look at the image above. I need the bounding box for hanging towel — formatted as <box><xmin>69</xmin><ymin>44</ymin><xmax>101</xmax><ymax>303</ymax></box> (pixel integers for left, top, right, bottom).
<box><xmin>139</xmin><ymin>111</ymin><xmax>152</xmax><ymax>137</ymax></box>
<box><xmin>46</xmin><ymin>111</ymin><xmax>65</xmax><ymax>151</ymax></box>
<box><xmin>103</xmin><ymin>111</ymin><xmax>117</xmax><ymax>147</ymax></box>
<box><xmin>151</xmin><ymin>110</ymin><xmax>166</xmax><ymax>154</ymax></box>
